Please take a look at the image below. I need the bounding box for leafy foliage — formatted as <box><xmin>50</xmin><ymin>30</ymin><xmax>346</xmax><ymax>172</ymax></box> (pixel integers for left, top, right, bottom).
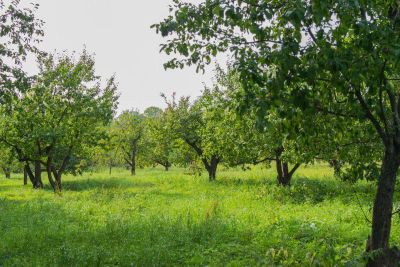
<box><xmin>111</xmin><ymin>110</ymin><xmax>146</xmax><ymax>175</ymax></box>
<box><xmin>154</xmin><ymin>1</ymin><xmax>400</xmax><ymax>259</ymax></box>
<box><xmin>0</xmin><ymin>50</ymin><xmax>119</xmax><ymax>191</ymax></box>
<box><xmin>0</xmin><ymin>0</ymin><xmax>44</xmax><ymax>101</ymax></box>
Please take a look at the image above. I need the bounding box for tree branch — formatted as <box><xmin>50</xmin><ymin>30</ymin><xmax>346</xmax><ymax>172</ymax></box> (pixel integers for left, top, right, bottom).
<box><xmin>354</xmin><ymin>89</ymin><xmax>387</xmax><ymax>144</ymax></box>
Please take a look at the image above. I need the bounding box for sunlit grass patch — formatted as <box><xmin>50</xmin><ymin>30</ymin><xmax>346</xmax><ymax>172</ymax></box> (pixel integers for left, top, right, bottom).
<box><xmin>0</xmin><ymin>165</ymin><xmax>395</xmax><ymax>266</ymax></box>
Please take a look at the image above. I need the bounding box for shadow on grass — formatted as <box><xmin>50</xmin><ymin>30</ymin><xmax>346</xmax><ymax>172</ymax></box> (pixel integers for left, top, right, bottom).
<box><xmin>0</xmin><ymin>197</ymin><xmax>366</xmax><ymax>266</ymax></box>
<box><xmin>215</xmin><ymin>175</ymin><xmax>376</xmax><ymax>205</ymax></box>
<box><xmin>61</xmin><ymin>178</ymin><xmax>155</xmax><ymax>192</ymax></box>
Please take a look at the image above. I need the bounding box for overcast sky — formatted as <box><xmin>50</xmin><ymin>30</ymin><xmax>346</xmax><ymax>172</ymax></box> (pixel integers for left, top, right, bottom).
<box><xmin>26</xmin><ymin>0</ymin><xmax>215</xmax><ymax>112</ymax></box>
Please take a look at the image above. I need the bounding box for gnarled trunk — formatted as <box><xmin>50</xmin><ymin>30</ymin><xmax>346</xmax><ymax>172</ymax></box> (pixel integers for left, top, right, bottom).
<box><xmin>367</xmin><ymin>147</ymin><xmax>400</xmax><ymax>266</ymax></box>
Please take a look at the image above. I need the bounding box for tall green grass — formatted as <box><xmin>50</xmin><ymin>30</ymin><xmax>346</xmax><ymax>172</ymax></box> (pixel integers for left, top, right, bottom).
<box><xmin>0</xmin><ymin>165</ymin><xmax>398</xmax><ymax>266</ymax></box>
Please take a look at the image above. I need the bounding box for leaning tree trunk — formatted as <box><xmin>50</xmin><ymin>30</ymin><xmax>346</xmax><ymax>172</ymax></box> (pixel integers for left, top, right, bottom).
<box><xmin>46</xmin><ymin>163</ymin><xmax>63</xmax><ymax>193</ymax></box>
<box><xmin>25</xmin><ymin>164</ymin><xmax>36</xmax><ymax>187</ymax></box>
<box><xmin>367</xmin><ymin>147</ymin><xmax>400</xmax><ymax>266</ymax></box>
<box><xmin>24</xmin><ymin>162</ymin><xmax>43</xmax><ymax>189</ymax></box>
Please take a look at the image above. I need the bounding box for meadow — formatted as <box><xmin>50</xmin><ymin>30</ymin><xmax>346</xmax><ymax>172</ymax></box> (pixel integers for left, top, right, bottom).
<box><xmin>0</xmin><ymin>165</ymin><xmax>399</xmax><ymax>266</ymax></box>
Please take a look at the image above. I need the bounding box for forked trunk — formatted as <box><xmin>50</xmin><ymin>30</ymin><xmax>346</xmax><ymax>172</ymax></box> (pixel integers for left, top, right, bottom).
<box><xmin>46</xmin><ymin>164</ymin><xmax>63</xmax><ymax>193</ymax></box>
<box><xmin>367</xmin><ymin>147</ymin><xmax>400</xmax><ymax>266</ymax></box>
<box><xmin>205</xmin><ymin>156</ymin><xmax>219</xmax><ymax>182</ymax></box>
<box><xmin>276</xmin><ymin>157</ymin><xmax>300</xmax><ymax>186</ymax></box>
<box><xmin>276</xmin><ymin>159</ymin><xmax>289</xmax><ymax>186</ymax></box>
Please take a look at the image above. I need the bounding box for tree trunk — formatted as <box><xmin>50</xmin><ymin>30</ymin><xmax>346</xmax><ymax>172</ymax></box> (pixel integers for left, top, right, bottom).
<box><xmin>165</xmin><ymin>165</ymin><xmax>169</xmax><ymax>171</ymax></box>
<box><xmin>130</xmin><ymin>152</ymin><xmax>136</xmax><ymax>176</ymax></box>
<box><xmin>25</xmin><ymin>164</ymin><xmax>36</xmax><ymax>187</ymax></box>
<box><xmin>33</xmin><ymin>160</ymin><xmax>43</xmax><ymax>189</ymax></box>
<box><xmin>276</xmin><ymin>157</ymin><xmax>300</xmax><ymax>187</ymax></box>
<box><xmin>205</xmin><ymin>156</ymin><xmax>219</xmax><ymax>182</ymax></box>
<box><xmin>3</xmin><ymin>168</ymin><xmax>10</xmax><ymax>179</ymax></box>
<box><xmin>46</xmin><ymin>164</ymin><xmax>56</xmax><ymax>190</ymax></box>
<box><xmin>23</xmin><ymin>168</ymin><xmax>28</xmax><ymax>185</ymax></box>
<box><xmin>55</xmin><ymin>174</ymin><xmax>62</xmax><ymax>192</ymax></box>
<box><xmin>46</xmin><ymin>163</ymin><xmax>63</xmax><ymax>193</ymax></box>
<box><xmin>367</xmin><ymin>148</ymin><xmax>400</xmax><ymax>266</ymax></box>
<box><xmin>328</xmin><ymin>159</ymin><xmax>342</xmax><ymax>177</ymax></box>
<box><xmin>109</xmin><ymin>161</ymin><xmax>112</xmax><ymax>175</ymax></box>
<box><xmin>276</xmin><ymin>159</ymin><xmax>291</xmax><ymax>186</ymax></box>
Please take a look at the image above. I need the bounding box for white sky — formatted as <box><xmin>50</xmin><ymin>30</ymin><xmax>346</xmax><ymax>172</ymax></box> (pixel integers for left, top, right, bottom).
<box><xmin>25</xmin><ymin>0</ymin><xmax>216</xmax><ymax>112</ymax></box>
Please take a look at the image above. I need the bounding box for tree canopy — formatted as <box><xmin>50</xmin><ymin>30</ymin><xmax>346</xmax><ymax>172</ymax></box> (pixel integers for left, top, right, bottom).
<box><xmin>0</xmin><ymin>0</ymin><xmax>43</xmax><ymax>101</ymax></box>
<box><xmin>154</xmin><ymin>1</ymin><xmax>400</xmax><ymax>264</ymax></box>
<box><xmin>0</xmin><ymin>51</ymin><xmax>119</xmax><ymax>191</ymax></box>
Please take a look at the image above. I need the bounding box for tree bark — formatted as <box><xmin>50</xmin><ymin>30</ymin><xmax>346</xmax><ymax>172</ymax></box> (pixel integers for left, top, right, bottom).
<box><xmin>367</xmin><ymin>147</ymin><xmax>400</xmax><ymax>266</ymax></box>
<box><xmin>23</xmin><ymin>168</ymin><xmax>28</xmax><ymax>185</ymax></box>
<box><xmin>205</xmin><ymin>156</ymin><xmax>219</xmax><ymax>182</ymax></box>
<box><xmin>24</xmin><ymin>161</ymin><xmax>43</xmax><ymax>189</ymax></box>
<box><xmin>2</xmin><ymin>167</ymin><xmax>11</xmax><ymax>179</ymax></box>
<box><xmin>328</xmin><ymin>159</ymin><xmax>342</xmax><ymax>177</ymax></box>
<box><xmin>46</xmin><ymin>164</ymin><xmax>63</xmax><ymax>193</ymax></box>
<box><xmin>55</xmin><ymin>174</ymin><xmax>62</xmax><ymax>192</ymax></box>
<box><xmin>130</xmin><ymin>151</ymin><xmax>136</xmax><ymax>176</ymax></box>
<box><xmin>46</xmin><ymin>164</ymin><xmax>56</xmax><ymax>190</ymax></box>
<box><xmin>33</xmin><ymin>160</ymin><xmax>43</xmax><ymax>189</ymax></box>
<box><xmin>25</xmin><ymin>164</ymin><xmax>36</xmax><ymax>186</ymax></box>
<box><xmin>276</xmin><ymin>159</ymin><xmax>300</xmax><ymax>186</ymax></box>
<box><xmin>276</xmin><ymin>160</ymin><xmax>290</xmax><ymax>186</ymax></box>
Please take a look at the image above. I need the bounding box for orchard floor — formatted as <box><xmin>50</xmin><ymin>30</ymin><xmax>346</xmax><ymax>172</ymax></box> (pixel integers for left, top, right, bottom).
<box><xmin>0</xmin><ymin>165</ymin><xmax>399</xmax><ymax>266</ymax></box>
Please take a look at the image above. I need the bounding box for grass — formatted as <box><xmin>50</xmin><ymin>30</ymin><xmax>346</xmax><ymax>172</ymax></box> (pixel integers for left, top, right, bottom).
<box><xmin>0</xmin><ymin>164</ymin><xmax>399</xmax><ymax>266</ymax></box>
